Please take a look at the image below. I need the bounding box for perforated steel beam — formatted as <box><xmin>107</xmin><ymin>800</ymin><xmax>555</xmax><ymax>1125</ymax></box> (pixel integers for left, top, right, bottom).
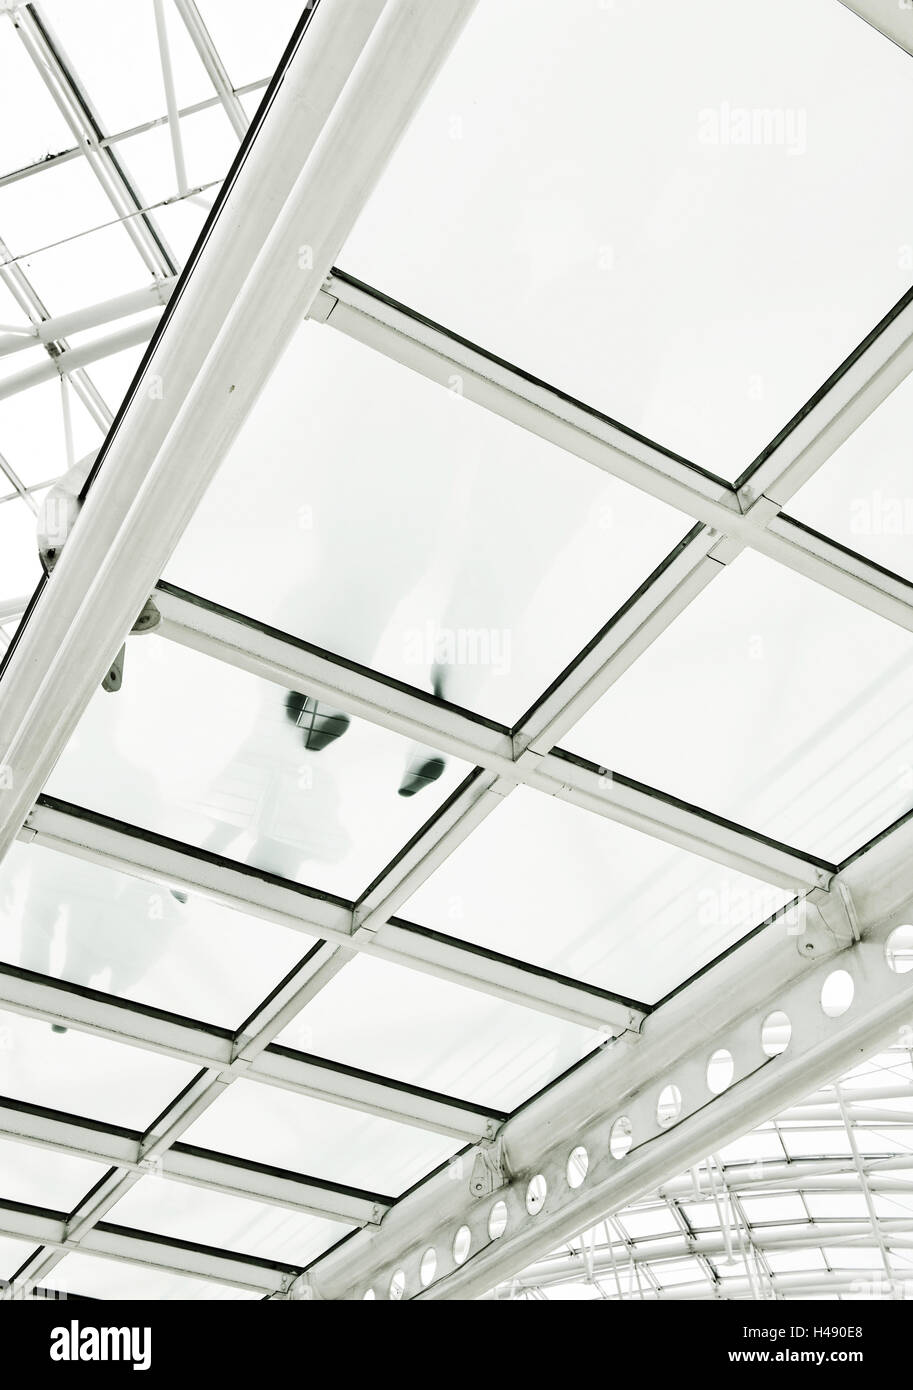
<box><xmin>289</xmin><ymin>809</ymin><xmax>913</xmax><ymax>1299</ymax></box>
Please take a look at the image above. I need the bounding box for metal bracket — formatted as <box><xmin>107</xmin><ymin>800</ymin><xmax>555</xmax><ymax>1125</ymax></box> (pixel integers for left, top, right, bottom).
<box><xmin>470</xmin><ymin>1137</ymin><xmax>507</xmax><ymax>1199</ymax></box>
<box><xmin>801</xmin><ymin>880</ymin><xmax>859</xmax><ymax>957</ymax></box>
<box><xmin>308</xmin><ymin>287</ymin><xmax>339</xmax><ymax>324</ymax></box>
<box><xmin>101</xmin><ymin>644</ymin><xmax>125</xmax><ymax>693</ymax></box>
<box><xmin>131</xmin><ymin>596</ymin><xmax>162</xmax><ymax>635</ymax></box>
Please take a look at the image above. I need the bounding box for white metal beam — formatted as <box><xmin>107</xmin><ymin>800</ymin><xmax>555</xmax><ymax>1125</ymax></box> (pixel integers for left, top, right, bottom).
<box><xmin>172</xmin><ymin>0</ymin><xmax>249</xmax><ymax>140</ymax></box>
<box><xmin>0</xmin><ymin>1097</ymin><xmax>389</xmax><ymax>1224</ymax></box>
<box><xmin>0</xmin><ymin>280</ymin><xmax>176</xmax><ymax>359</ymax></box>
<box><xmin>0</xmin><ymin>1201</ymin><xmax>297</xmax><ymax>1295</ymax></box>
<box><xmin>0</xmin><ymin>319</ymin><xmax>158</xmax><ymax>401</ymax></box>
<box><xmin>314</xmin><ymin>273</ymin><xmax>913</xmax><ymax>635</ymax></box>
<box><xmin>290</xmin><ymin>810</ymin><xmax>913</xmax><ymax>1298</ymax></box>
<box><xmin>0</xmin><ymin>0</ymin><xmax>476</xmax><ymax>867</ymax></box>
<box><xmin>21</xmin><ymin>795</ymin><xmax>637</xmax><ymax>1031</ymax></box>
<box><xmin>154</xmin><ymin>585</ymin><xmax>832</xmax><ymax>893</ymax></box>
<box><xmin>737</xmin><ymin>289</ymin><xmax>913</xmax><ymax>510</ymax></box>
<box><xmin>837</xmin><ymin>0</ymin><xmax>913</xmax><ymax>56</ymax></box>
<box><xmin>0</xmin><ymin>0</ymin><xmax>485</xmax><ymax>1296</ymax></box>
<box><xmin>11</xmin><ymin>4</ymin><xmax>179</xmax><ymax>278</ymax></box>
<box><xmin>0</xmin><ymin>961</ymin><xmax>501</xmax><ymax>1140</ymax></box>
<box><xmin>0</xmin><ymin>232</ymin><xmax>113</xmax><ymax>431</ymax></box>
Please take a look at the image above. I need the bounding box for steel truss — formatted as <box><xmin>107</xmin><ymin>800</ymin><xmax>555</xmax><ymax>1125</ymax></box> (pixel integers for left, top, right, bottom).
<box><xmin>291</xmin><ymin>817</ymin><xmax>913</xmax><ymax>1298</ymax></box>
<box><xmin>0</xmin><ymin>0</ymin><xmax>911</xmax><ymax>1303</ymax></box>
<box><xmin>489</xmin><ymin>1060</ymin><xmax>913</xmax><ymax>1300</ymax></box>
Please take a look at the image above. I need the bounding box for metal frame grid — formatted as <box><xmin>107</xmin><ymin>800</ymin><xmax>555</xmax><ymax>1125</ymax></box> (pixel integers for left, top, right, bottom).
<box><xmin>0</xmin><ymin>0</ymin><xmax>912</xmax><ymax>1301</ymax></box>
<box><xmin>488</xmin><ymin>1042</ymin><xmax>913</xmax><ymax>1302</ymax></box>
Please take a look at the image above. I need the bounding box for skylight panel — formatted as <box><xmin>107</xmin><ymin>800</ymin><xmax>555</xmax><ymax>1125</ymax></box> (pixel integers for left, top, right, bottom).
<box><xmin>43</xmin><ymin>636</ymin><xmax>472</xmax><ymax>899</ymax></box>
<box><xmin>341</xmin><ymin>0</ymin><xmax>913</xmax><ymax>477</ymax></box>
<box><xmin>566</xmin><ymin>550</ymin><xmax>913</xmax><ymax>861</ymax></box>
<box><xmin>0</xmin><ymin>840</ymin><xmax>311</xmax><ymax>1027</ymax></box>
<box><xmin>166</xmin><ymin>321</ymin><xmax>692</xmax><ymax>727</ymax></box>
<box><xmin>401</xmin><ymin>785</ymin><xmax>790</xmax><ymax>1002</ymax></box>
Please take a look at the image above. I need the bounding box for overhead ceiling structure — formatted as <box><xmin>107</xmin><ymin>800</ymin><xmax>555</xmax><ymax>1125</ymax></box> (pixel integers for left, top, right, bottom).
<box><xmin>489</xmin><ymin>1042</ymin><xmax>913</xmax><ymax>1302</ymax></box>
<box><xmin>0</xmin><ymin>0</ymin><xmax>912</xmax><ymax>1303</ymax></box>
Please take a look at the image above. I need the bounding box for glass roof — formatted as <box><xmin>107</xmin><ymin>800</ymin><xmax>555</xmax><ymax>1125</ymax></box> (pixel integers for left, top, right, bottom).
<box><xmin>341</xmin><ymin>0</ymin><xmax>913</xmax><ymax>478</ymax></box>
<box><xmin>0</xmin><ymin>0</ymin><xmax>911</xmax><ymax>1304</ymax></box>
<box><xmin>491</xmin><ymin>1047</ymin><xmax>913</xmax><ymax>1301</ymax></box>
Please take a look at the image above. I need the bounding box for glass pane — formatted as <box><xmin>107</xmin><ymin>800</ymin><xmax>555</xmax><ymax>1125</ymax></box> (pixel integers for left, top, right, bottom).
<box><xmin>739</xmin><ymin>1193</ymin><xmax>808</xmax><ymax>1224</ymax></box>
<box><xmin>106</xmin><ymin>1175</ymin><xmax>351</xmax><ymax>1266</ymax></box>
<box><xmin>117</xmin><ymin>106</ymin><xmax>238</xmax><ymax>211</ymax></box>
<box><xmin>680</xmin><ymin>1202</ymin><xmax>719</xmax><ymax>1231</ymax></box>
<box><xmin>0</xmin><ymin>1236</ymin><xmax>34</xmax><ymax>1284</ymax></box>
<box><xmin>618</xmin><ymin>1207</ymin><xmax>677</xmax><ymax>1239</ymax></box>
<box><xmin>766</xmin><ymin>1249</ymin><xmax>828</xmax><ymax>1274</ymax></box>
<box><xmin>75</xmin><ymin>343</ymin><xmax>147</xmax><ymax>420</ymax></box>
<box><xmin>39</xmin><ymin>0</ymin><xmax>216</xmax><ymax>136</ymax></box>
<box><xmin>0</xmin><ymin>840</ymin><xmax>311</xmax><ymax>1028</ymax></box>
<box><xmin>51</xmin><ymin>1250</ymin><xmax>257</xmax><ymax>1301</ymax></box>
<box><xmin>0</xmin><ymin>1135</ymin><xmax>105</xmax><ymax>1211</ymax></box>
<box><xmin>196</xmin><ymin>0</ymin><xmax>301</xmax><ymax>91</ymax></box>
<box><xmin>166</xmin><ymin>321</ymin><xmax>690</xmax><ymax>726</ymax></box>
<box><xmin>342</xmin><ymin>0</ymin><xmax>913</xmax><ymax>478</ymax></box>
<box><xmin>0</xmin><ymin>498</ymin><xmax>43</xmax><ymax>610</ymax></box>
<box><xmin>0</xmin><ymin>23</ymin><xmax>74</xmax><ymax>177</ymax></box>
<box><xmin>275</xmin><ymin>953</ymin><xmax>601</xmax><ymax>1111</ymax></box>
<box><xmin>0</xmin><ymin>156</ymin><xmax>120</xmax><ymax>260</ymax></box>
<box><xmin>566</xmin><ymin>550</ymin><xmax>913</xmax><ymax>862</ymax></box>
<box><xmin>22</xmin><ymin>220</ymin><xmax>155</xmax><ymax>323</ymax></box>
<box><xmin>0</xmin><ymin>378</ymin><xmax>92</xmax><ymax>490</ymax></box>
<box><xmin>655</xmin><ymin>1259</ymin><xmax>708</xmax><ymax>1287</ymax></box>
<box><xmin>0</xmin><ymin>1007</ymin><xmax>195</xmax><ymax>1130</ymax></box>
<box><xmin>804</xmin><ymin>1193</ymin><xmax>869</xmax><ymax>1221</ymax></box>
<box><xmin>781</xmin><ymin>1128</ymin><xmax>853</xmax><ymax>1159</ymax></box>
<box><xmin>44</xmin><ymin>636</ymin><xmax>472</xmax><ymax>899</ymax></box>
<box><xmin>401</xmin><ymin>786</ymin><xmax>789</xmax><ymax>1004</ymax></box>
<box><xmin>820</xmin><ymin>1247</ymin><xmax>884</xmax><ymax>1269</ymax></box>
<box><xmin>788</xmin><ymin>371</ymin><xmax>913</xmax><ymax>584</ymax></box>
<box><xmin>717</xmin><ymin>1128</ymin><xmax>785</xmax><ymax>1165</ymax></box>
<box><xmin>182</xmin><ymin>1079</ymin><xmax>459</xmax><ymax>1195</ymax></box>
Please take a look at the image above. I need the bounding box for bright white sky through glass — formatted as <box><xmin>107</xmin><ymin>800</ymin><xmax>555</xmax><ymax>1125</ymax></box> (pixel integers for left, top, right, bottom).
<box><xmin>0</xmin><ymin>0</ymin><xmax>912</xmax><ymax>1303</ymax></box>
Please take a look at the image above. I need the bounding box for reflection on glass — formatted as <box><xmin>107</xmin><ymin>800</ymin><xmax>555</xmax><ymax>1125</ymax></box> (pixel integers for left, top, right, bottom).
<box><xmin>401</xmin><ymin>787</ymin><xmax>790</xmax><ymax>1004</ymax></box>
<box><xmin>788</xmin><ymin>372</ymin><xmax>913</xmax><ymax>584</ymax></box>
<box><xmin>275</xmin><ymin>953</ymin><xmax>601</xmax><ymax>1110</ymax></box>
<box><xmin>167</xmin><ymin>323</ymin><xmax>690</xmax><ymax>726</ymax></box>
<box><xmin>566</xmin><ymin>551</ymin><xmax>913</xmax><ymax>861</ymax></box>
<box><xmin>182</xmin><ymin>1080</ymin><xmax>459</xmax><ymax>1195</ymax></box>
<box><xmin>44</xmin><ymin>638</ymin><xmax>471</xmax><ymax>899</ymax></box>
<box><xmin>0</xmin><ymin>841</ymin><xmax>310</xmax><ymax>1027</ymax></box>
<box><xmin>107</xmin><ymin>1176</ymin><xmax>351</xmax><ymax>1267</ymax></box>
<box><xmin>341</xmin><ymin>0</ymin><xmax>913</xmax><ymax>476</ymax></box>
<box><xmin>0</xmin><ymin>1009</ymin><xmax>195</xmax><ymax>1131</ymax></box>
